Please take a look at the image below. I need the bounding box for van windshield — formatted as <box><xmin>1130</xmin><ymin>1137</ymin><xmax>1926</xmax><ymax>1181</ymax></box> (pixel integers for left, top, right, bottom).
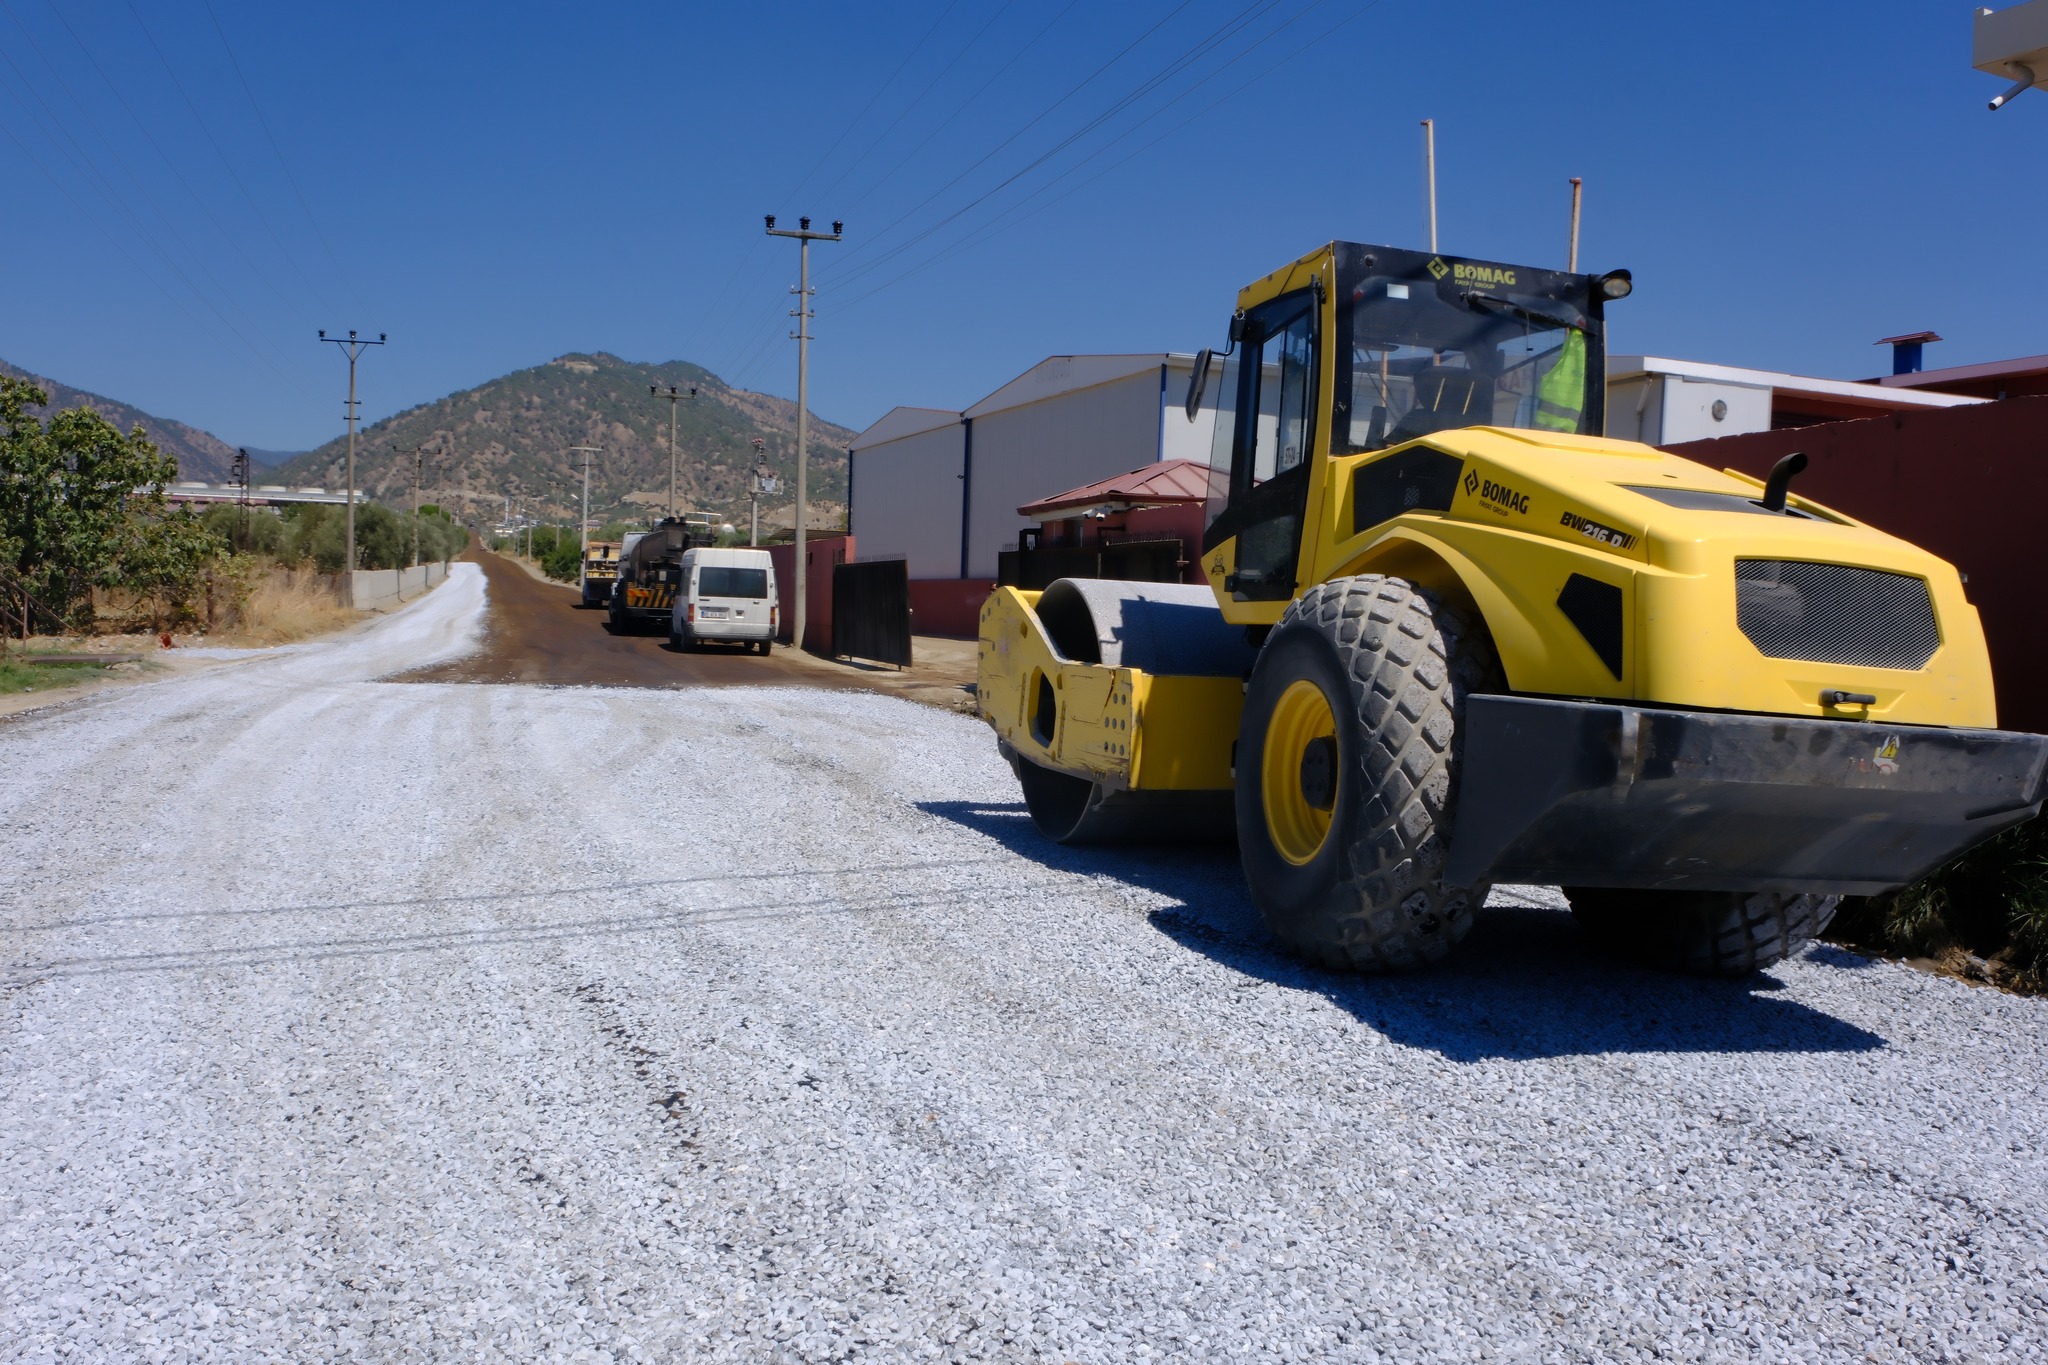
<box><xmin>700</xmin><ymin>566</ymin><xmax>768</xmax><ymax>599</ymax></box>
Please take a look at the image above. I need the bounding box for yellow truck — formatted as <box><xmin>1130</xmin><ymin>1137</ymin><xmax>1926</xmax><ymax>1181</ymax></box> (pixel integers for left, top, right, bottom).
<box><xmin>979</xmin><ymin>241</ymin><xmax>2048</xmax><ymax>975</ymax></box>
<box><xmin>580</xmin><ymin>540</ymin><xmax>621</xmax><ymax>609</ymax></box>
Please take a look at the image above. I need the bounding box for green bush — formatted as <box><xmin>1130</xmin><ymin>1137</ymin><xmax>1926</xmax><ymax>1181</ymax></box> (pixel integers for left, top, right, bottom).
<box><xmin>1832</xmin><ymin>813</ymin><xmax>2048</xmax><ymax>992</ymax></box>
<box><xmin>273</xmin><ymin>501</ymin><xmax>465</xmax><ymax>571</ymax></box>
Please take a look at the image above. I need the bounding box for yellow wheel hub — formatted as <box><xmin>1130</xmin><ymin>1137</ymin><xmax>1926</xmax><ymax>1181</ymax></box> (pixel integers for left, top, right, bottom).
<box><xmin>1263</xmin><ymin>678</ymin><xmax>1340</xmax><ymax>866</ymax></box>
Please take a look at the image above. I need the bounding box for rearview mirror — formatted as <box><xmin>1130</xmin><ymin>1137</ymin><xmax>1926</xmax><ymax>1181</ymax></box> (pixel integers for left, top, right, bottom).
<box><xmin>1185</xmin><ymin>349</ymin><xmax>1212</xmax><ymax>421</ymax></box>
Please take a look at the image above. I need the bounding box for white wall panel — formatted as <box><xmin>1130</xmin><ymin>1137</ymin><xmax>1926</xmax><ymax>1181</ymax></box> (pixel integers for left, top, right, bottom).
<box><xmin>850</xmin><ymin>423</ymin><xmax>966</xmax><ymax>580</ymax></box>
<box><xmin>964</xmin><ymin>370</ymin><xmax>1164</xmax><ymax>578</ymax></box>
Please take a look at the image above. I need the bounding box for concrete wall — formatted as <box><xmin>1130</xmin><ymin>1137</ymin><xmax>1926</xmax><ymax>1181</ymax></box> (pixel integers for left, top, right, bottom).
<box><xmin>1666</xmin><ymin>396</ymin><xmax>2048</xmax><ymax>734</ymax></box>
<box><xmin>848</xmin><ymin>421</ymin><xmax>965</xmax><ymax>579</ymax></box>
<box><xmin>965</xmin><ymin>368</ymin><xmax>1166</xmax><ymax>579</ymax></box>
<box><xmin>350</xmin><ymin>561</ymin><xmax>449</xmax><ymax>609</ymax></box>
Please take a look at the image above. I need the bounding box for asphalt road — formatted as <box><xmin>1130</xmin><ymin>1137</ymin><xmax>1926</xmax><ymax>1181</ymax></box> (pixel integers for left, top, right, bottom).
<box><xmin>401</xmin><ymin>548</ymin><xmax>839</xmax><ymax>691</ymax></box>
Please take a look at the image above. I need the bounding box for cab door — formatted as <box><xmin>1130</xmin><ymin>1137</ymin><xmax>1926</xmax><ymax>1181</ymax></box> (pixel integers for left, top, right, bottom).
<box><xmin>1202</xmin><ymin>289</ymin><xmax>1318</xmax><ymax>603</ymax></box>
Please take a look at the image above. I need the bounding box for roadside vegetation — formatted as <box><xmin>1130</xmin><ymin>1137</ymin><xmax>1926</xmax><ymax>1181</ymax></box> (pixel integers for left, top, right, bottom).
<box><xmin>1831</xmin><ymin>814</ymin><xmax>2048</xmax><ymax>994</ymax></box>
<box><xmin>1</xmin><ymin>374</ymin><xmax>465</xmax><ymax>646</ymax></box>
<box><xmin>0</xmin><ymin>653</ymin><xmax>117</xmax><ymax>696</ymax></box>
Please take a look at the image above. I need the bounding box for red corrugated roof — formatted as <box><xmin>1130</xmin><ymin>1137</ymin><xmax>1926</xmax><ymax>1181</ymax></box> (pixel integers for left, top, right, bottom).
<box><xmin>1018</xmin><ymin>458</ymin><xmax>1211</xmax><ymax>517</ymax></box>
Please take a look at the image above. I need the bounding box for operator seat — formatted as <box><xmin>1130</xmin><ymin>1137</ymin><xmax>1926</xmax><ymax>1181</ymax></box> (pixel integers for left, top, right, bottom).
<box><xmin>1387</xmin><ymin>364</ymin><xmax>1493</xmax><ymax>444</ymax></box>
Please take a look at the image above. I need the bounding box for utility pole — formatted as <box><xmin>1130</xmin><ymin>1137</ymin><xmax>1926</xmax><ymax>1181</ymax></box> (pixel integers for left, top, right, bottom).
<box><xmin>649</xmin><ymin>384</ymin><xmax>696</xmax><ymax>519</ymax></box>
<box><xmin>229</xmin><ymin>448</ymin><xmax>252</xmax><ymax>552</ymax></box>
<box><xmin>748</xmin><ymin>436</ymin><xmax>773</xmax><ymax>547</ymax></box>
<box><xmin>319</xmin><ymin>329</ymin><xmax>385</xmax><ymax>606</ymax></box>
<box><xmin>392</xmin><ymin>441</ymin><xmax>431</xmax><ymax>570</ymax></box>
<box><xmin>569</xmin><ymin>445</ymin><xmax>601</xmax><ymax>595</ymax></box>
<box><xmin>765</xmin><ymin>214</ymin><xmax>842</xmax><ymax>652</ymax></box>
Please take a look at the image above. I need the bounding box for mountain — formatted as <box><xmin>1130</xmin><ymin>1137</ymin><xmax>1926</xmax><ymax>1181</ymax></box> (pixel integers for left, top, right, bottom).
<box><xmin>0</xmin><ymin>358</ymin><xmax>249</xmax><ymax>481</ymax></box>
<box><xmin>269</xmin><ymin>354</ymin><xmax>857</xmax><ymax>529</ymax></box>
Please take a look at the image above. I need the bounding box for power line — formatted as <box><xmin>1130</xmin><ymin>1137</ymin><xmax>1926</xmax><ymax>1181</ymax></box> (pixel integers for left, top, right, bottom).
<box><xmin>833</xmin><ymin>0</ymin><xmax>1082</xmax><ymax>221</ymax></box>
<box><xmin>830</xmin><ymin>0</ymin><xmax>1393</xmax><ymax>317</ymax></box>
<box><xmin>682</xmin><ymin>1</ymin><xmax>967</xmax><ymax>368</ymax></box>
<box><xmin>200</xmin><ymin>0</ymin><xmax>367</xmax><ymax>315</ymax></box>
<box><xmin>823</xmin><ymin>0</ymin><xmax>1286</xmax><ymax>293</ymax></box>
<box><xmin>37</xmin><ymin>1</ymin><xmax>319</xmax><ymax>368</ymax></box>
<box><xmin>0</xmin><ymin>20</ymin><xmax>296</xmax><ymax>378</ymax></box>
<box><xmin>786</xmin><ymin>0</ymin><xmax>964</xmax><ymax>209</ymax></box>
<box><xmin>0</xmin><ymin>112</ymin><xmax>260</xmax><ymax>363</ymax></box>
<box><xmin>724</xmin><ymin>0</ymin><xmax>1297</xmax><ymax>391</ymax></box>
<box><xmin>812</xmin><ymin>0</ymin><xmax>1208</xmax><ymax>283</ymax></box>
<box><xmin>119</xmin><ymin>0</ymin><xmax>340</xmax><ymax>318</ymax></box>
<box><xmin>708</xmin><ymin>0</ymin><xmax>1194</xmax><ymax>385</ymax></box>
<box><xmin>808</xmin><ymin>0</ymin><xmax>1020</xmax><ymax>209</ymax></box>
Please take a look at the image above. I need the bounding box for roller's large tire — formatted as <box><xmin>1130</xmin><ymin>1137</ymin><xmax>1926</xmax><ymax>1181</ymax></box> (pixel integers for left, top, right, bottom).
<box><xmin>1564</xmin><ymin>888</ymin><xmax>1841</xmax><ymax>976</ymax></box>
<box><xmin>1236</xmin><ymin>575</ymin><xmax>1498</xmax><ymax>971</ymax></box>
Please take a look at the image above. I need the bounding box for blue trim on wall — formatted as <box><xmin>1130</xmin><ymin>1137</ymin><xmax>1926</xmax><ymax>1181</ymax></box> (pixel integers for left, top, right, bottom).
<box><xmin>958</xmin><ymin>419</ymin><xmax>974</xmax><ymax>579</ymax></box>
<box><xmin>1156</xmin><ymin>363</ymin><xmax>1167</xmax><ymax>462</ymax></box>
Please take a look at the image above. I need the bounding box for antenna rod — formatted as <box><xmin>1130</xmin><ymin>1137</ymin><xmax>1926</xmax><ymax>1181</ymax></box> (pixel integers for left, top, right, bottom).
<box><xmin>1568</xmin><ymin>176</ymin><xmax>1583</xmax><ymax>272</ymax></box>
<box><xmin>1421</xmin><ymin>119</ymin><xmax>1438</xmax><ymax>252</ymax></box>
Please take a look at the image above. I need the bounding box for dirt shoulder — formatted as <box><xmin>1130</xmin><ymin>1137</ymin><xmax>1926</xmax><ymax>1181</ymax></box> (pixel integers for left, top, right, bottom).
<box><xmin>774</xmin><ymin>634</ymin><xmax>980</xmax><ymax>714</ymax></box>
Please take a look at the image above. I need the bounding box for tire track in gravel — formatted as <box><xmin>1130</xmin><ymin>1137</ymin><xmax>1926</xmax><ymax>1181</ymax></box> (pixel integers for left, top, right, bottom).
<box><xmin>5</xmin><ymin>564</ymin><xmax>2048</xmax><ymax>1361</ymax></box>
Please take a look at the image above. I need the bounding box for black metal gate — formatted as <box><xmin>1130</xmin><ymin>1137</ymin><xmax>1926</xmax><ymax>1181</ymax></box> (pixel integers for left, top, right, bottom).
<box><xmin>832</xmin><ymin>558</ymin><xmax>913</xmax><ymax>666</ymax></box>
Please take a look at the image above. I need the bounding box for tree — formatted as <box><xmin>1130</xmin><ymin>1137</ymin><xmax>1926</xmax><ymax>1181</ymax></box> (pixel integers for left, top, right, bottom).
<box><xmin>0</xmin><ymin>375</ymin><xmax>181</xmax><ymax>629</ymax></box>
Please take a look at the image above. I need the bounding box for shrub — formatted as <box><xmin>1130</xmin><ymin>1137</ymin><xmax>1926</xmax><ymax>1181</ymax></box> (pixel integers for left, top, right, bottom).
<box><xmin>1832</xmin><ymin>813</ymin><xmax>2048</xmax><ymax>992</ymax></box>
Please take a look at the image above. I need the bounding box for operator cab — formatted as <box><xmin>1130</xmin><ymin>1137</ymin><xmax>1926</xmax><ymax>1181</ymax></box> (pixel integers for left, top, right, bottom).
<box><xmin>1190</xmin><ymin>241</ymin><xmax>1630</xmax><ymax>603</ymax></box>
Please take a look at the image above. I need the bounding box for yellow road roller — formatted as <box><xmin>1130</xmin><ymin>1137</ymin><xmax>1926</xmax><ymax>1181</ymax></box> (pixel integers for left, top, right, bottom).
<box><xmin>979</xmin><ymin>241</ymin><xmax>2048</xmax><ymax>975</ymax></box>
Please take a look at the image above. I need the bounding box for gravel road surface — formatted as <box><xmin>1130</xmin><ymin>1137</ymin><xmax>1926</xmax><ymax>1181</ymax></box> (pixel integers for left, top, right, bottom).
<box><xmin>3</xmin><ymin>565</ymin><xmax>2045</xmax><ymax>1362</ymax></box>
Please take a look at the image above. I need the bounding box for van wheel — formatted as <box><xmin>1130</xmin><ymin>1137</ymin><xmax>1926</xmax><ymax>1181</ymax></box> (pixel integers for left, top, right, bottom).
<box><xmin>1235</xmin><ymin>575</ymin><xmax>1499</xmax><ymax>972</ymax></box>
<box><xmin>758</xmin><ymin>640</ymin><xmax>772</xmax><ymax>656</ymax></box>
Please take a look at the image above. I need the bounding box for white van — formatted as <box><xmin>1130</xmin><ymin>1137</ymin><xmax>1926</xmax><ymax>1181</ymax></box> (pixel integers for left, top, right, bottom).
<box><xmin>670</xmin><ymin>547</ymin><xmax>778</xmax><ymax>654</ymax></box>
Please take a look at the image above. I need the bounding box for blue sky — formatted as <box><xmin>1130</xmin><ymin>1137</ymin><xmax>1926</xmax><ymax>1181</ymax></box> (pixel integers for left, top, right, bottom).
<box><xmin>1</xmin><ymin>0</ymin><xmax>2040</xmax><ymax>453</ymax></box>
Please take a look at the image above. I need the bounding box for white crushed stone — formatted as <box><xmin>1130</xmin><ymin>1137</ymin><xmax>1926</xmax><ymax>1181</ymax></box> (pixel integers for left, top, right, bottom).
<box><xmin>1</xmin><ymin>560</ymin><xmax>2044</xmax><ymax>1362</ymax></box>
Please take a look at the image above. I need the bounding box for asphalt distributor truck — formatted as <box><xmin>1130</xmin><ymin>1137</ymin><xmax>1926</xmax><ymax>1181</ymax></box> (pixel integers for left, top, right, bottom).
<box><xmin>978</xmin><ymin>241</ymin><xmax>2048</xmax><ymax>976</ymax></box>
<box><xmin>607</xmin><ymin>514</ymin><xmax>716</xmax><ymax>633</ymax></box>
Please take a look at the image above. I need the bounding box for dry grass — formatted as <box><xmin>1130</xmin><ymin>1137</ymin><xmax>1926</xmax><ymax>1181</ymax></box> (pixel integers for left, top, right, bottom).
<box><xmin>208</xmin><ymin>568</ymin><xmax>364</xmax><ymax>646</ymax></box>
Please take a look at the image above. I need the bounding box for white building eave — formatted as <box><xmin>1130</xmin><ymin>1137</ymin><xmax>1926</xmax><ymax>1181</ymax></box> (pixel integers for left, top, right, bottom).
<box><xmin>965</xmin><ymin>353</ymin><xmax>1196</xmax><ymax>421</ymax></box>
<box><xmin>849</xmin><ymin>405</ymin><xmax>962</xmax><ymax>451</ymax></box>
<box><xmin>1609</xmin><ymin>356</ymin><xmax>1983</xmax><ymax>410</ymax></box>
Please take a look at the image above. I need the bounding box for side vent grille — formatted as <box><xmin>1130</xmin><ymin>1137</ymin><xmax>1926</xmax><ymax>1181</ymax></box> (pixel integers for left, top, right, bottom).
<box><xmin>1352</xmin><ymin>447</ymin><xmax>1463</xmax><ymax>535</ymax></box>
<box><xmin>1557</xmin><ymin>574</ymin><xmax>1624</xmax><ymax>680</ymax></box>
<box><xmin>1736</xmin><ymin>560</ymin><xmax>1940</xmax><ymax>670</ymax></box>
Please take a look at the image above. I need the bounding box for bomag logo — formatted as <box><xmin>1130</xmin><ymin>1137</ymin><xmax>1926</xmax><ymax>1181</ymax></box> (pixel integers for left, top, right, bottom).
<box><xmin>1427</xmin><ymin>257</ymin><xmax>1451</xmax><ymax>280</ymax></box>
<box><xmin>1452</xmin><ymin>263</ymin><xmax>1518</xmax><ymax>288</ymax></box>
<box><xmin>1466</xmin><ymin>472</ymin><xmax>1529</xmax><ymax>516</ymax></box>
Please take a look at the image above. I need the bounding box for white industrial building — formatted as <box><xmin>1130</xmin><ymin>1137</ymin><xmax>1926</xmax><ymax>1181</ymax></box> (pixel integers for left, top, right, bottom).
<box><xmin>851</xmin><ymin>354</ymin><xmax>1218</xmax><ymax>582</ymax></box>
<box><xmin>1606</xmin><ymin>356</ymin><xmax>1979</xmax><ymax>446</ymax></box>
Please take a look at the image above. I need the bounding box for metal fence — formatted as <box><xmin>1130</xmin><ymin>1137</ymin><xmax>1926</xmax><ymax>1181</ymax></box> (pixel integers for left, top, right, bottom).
<box><xmin>996</xmin><ymin>537</ymin><xmax>1190</xmax><ymax>590</ymax></box>
<box><xmin>832</xmin><ymin>558</ymin><xmax>912</xmax><ymax>667</ymax></box>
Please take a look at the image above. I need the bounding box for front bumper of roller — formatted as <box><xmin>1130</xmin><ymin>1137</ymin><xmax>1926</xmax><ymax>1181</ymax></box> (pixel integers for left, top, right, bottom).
<box><xmin>1445</xmin><ymin>696</ymin><xmax>2048</xmax><ymax>896</ymax></box>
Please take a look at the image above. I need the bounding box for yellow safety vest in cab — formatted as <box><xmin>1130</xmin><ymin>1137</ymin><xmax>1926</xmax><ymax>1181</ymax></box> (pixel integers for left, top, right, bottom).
<box><xmin>1534</xmin><ymin>328</ymin><xmax>1587</xmax><ymax>431</ymax></box>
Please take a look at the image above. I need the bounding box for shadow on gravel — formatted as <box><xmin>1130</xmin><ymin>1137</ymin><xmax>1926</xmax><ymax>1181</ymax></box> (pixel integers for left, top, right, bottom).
<box><xmin>919</xmin><ymin>799</ymin><xmax>1888</xmax><ymax>1063</ymax></box>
